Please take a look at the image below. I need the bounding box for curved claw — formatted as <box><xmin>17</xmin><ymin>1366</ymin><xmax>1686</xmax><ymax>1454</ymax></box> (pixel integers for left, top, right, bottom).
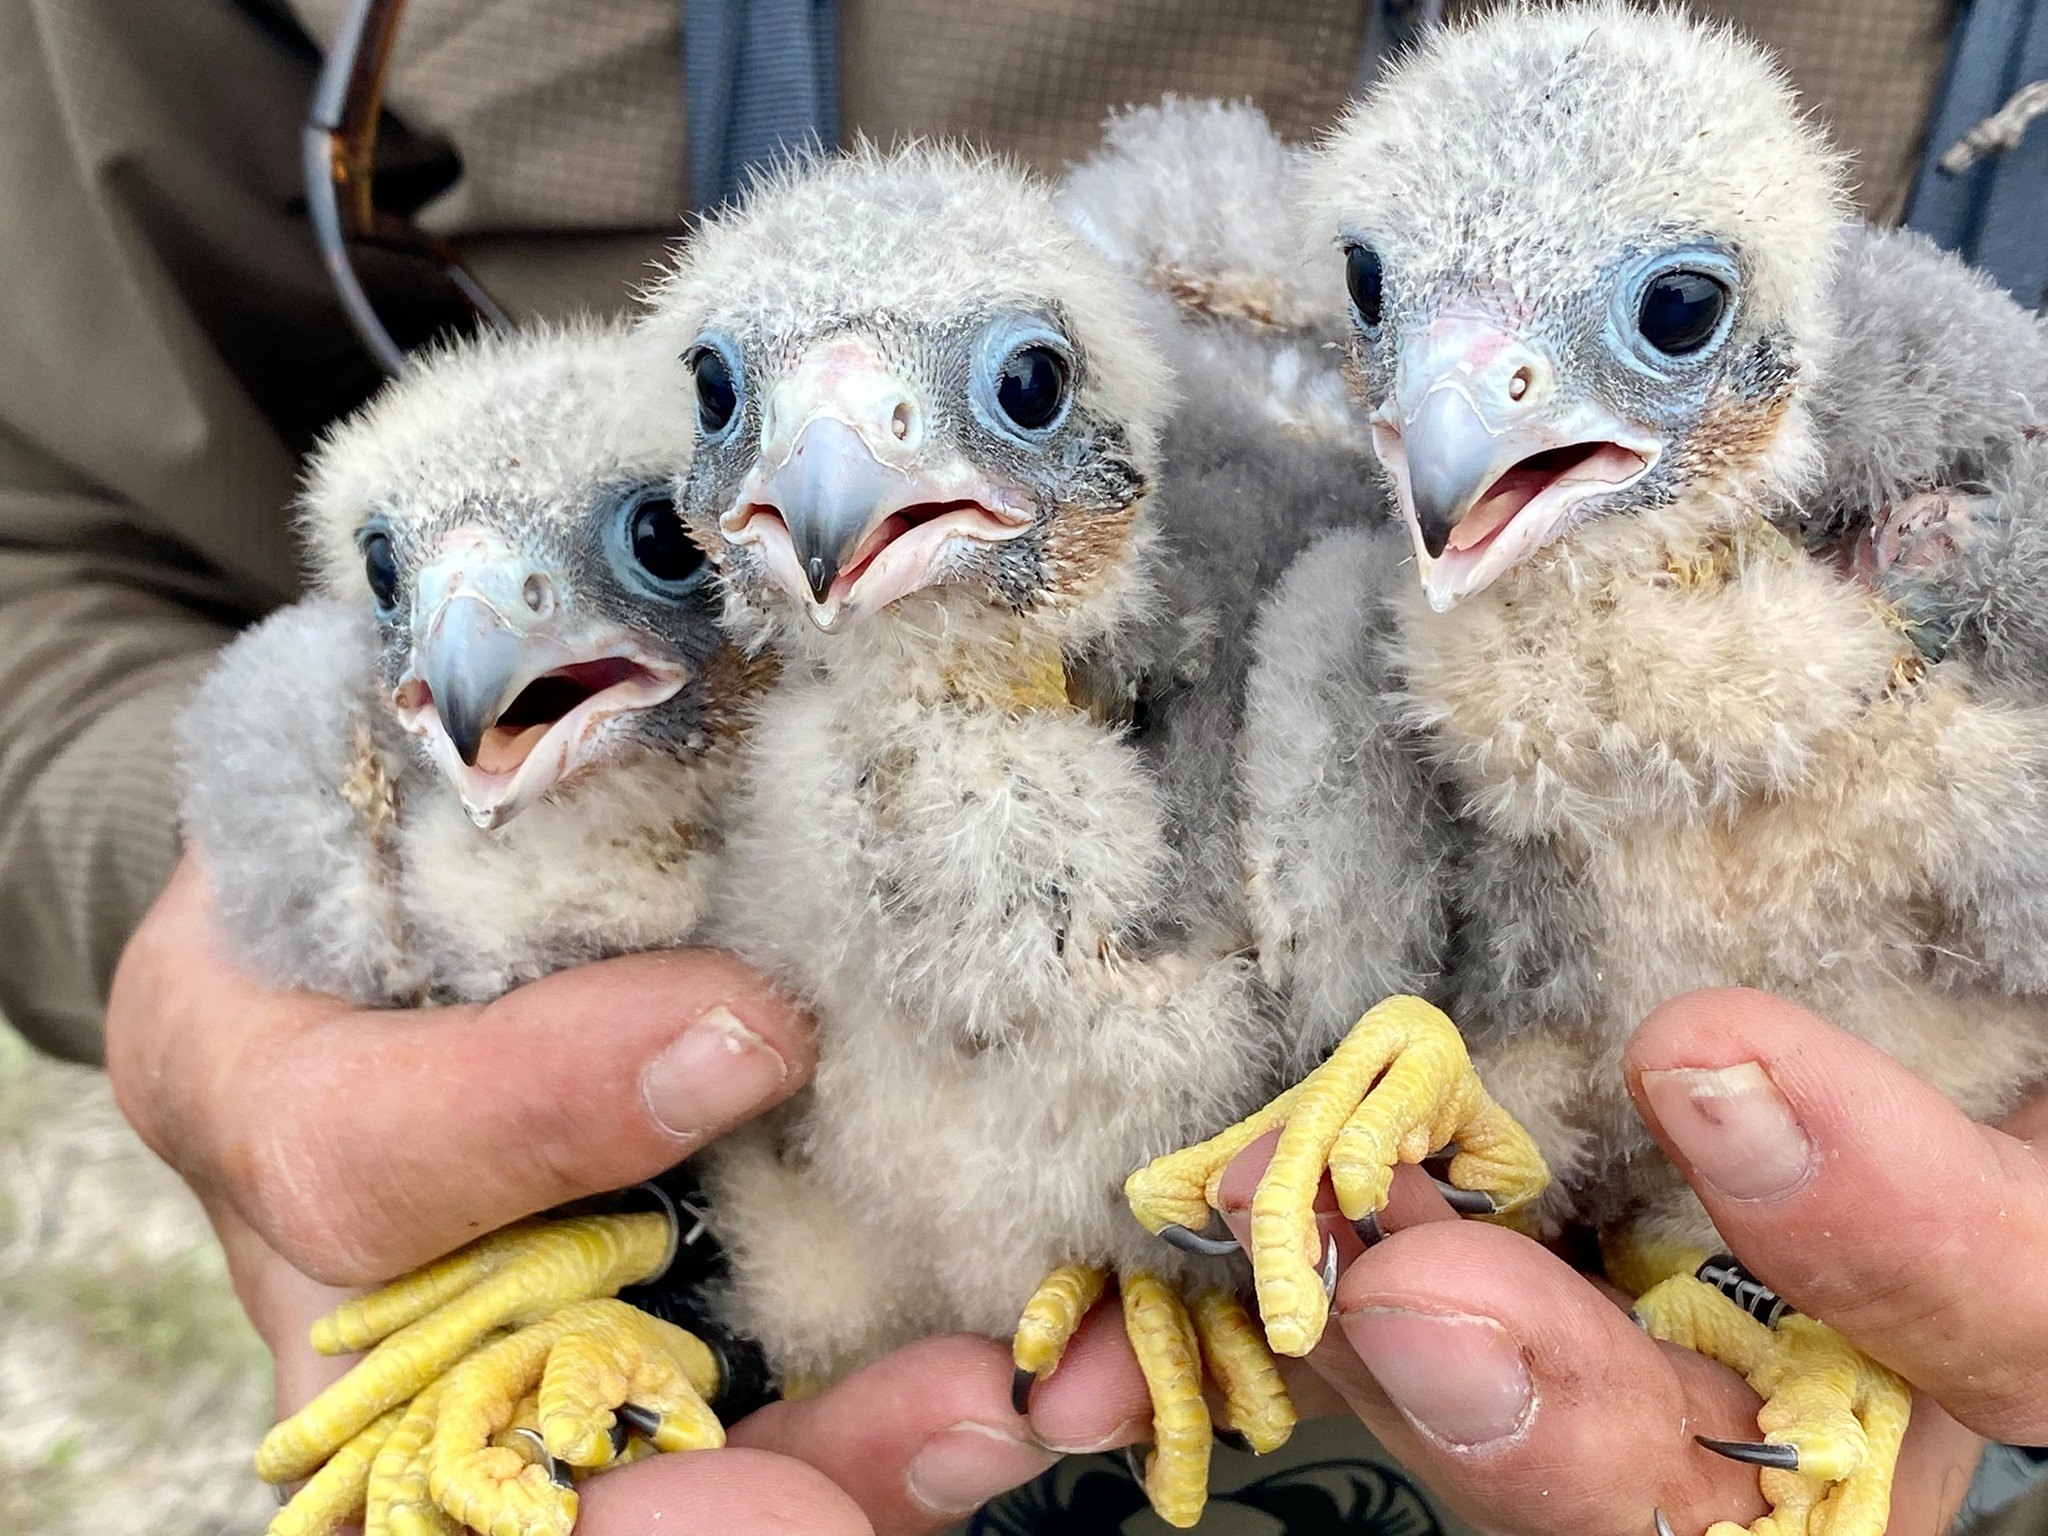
<box><xmin>1157</xmin><ymin>1221</ymin><xmax>1241</xmax><ymax>1258</ymax></box>
<box><xmin>1124</xmin><ymin>1445</ymin><xmax>1147</xmax><ymax>1486</ymax></box>
<box><xmin>1653</xmin><ymin>1509</ymin><xmax>1677</xmax><ymax>1536</ymax></box>
<box><xmin>1695</xmin><ymin>1434</ymin><xmax>1802</xmax><ymax>1471</ymax></box>
<box><xmin>1213</xmin><ymin>1427</ymin><xmax>1252</xmax><ymax>1453</ymax></box>
<box><xmin>1431</xmin><ymin>1178</ymin><xmax>1499</xmax><ymax>1216</ymax></box>
<box><xmin>615</xmin><ymin>1402</ymin><xmax>663</xmax><ymax>1441</ymax></box>
<box><xmin>1320</xmin><ymin>1233</ymin><xmax>1340</xmax><ymax>1300</ymax></box>
<box><xmin>1011</xmin><ymin>1366</ymin><xmax>1036</xmax><ymax>1418</ymax></box>
<box><xmin>507</xmin><ymin>1428</ymin><xmax>575</xmax><ymax>1489</ymax></box>
<box><xmin>1354</xmin><ymin>1210</ymin><xmax>1385</xmax><ymax>1247</ymax></box>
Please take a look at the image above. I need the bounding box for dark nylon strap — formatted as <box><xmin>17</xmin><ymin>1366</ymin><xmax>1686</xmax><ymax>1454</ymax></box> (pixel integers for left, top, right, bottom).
<box><xmin>684</xmin><ymin>0</ymin><xmax>839</xmax><ymax>212</ymax></box>
<box><xmin>1905</xmin><ymin>0</ymin><xmax>2048</xmax><ymax>310</ymax></box>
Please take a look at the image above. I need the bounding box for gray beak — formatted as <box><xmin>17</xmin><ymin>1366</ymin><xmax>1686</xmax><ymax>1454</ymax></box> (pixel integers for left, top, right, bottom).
<box><xmin>760</xmin><ymin>416</ymin><xmax>908</xmax><ymax>601</ymax></box>
<box><xmin>421</xmin><ymin>595</ymin><xmax>529</xmax><ymax>767</ymax></box>
<box><xmin>1404</xmin><ymin>387</ymin><xmax>1502</xmax><ymax>560</ymax></box>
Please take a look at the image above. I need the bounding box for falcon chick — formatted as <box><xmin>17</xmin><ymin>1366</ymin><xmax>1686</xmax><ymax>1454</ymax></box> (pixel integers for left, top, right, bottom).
<box><xmin>644</xmin><ymin>143</ymin><xmax>1376</xmax><ymax>1527</ymax></box>
<box><xmin>179</xmin><ymin>322</ymin><xmax>766</xmax><ymax>1536</ymax></box>
<box><xmin>1128</xmin><ymin>11</ymin><xmax>2048</xmax><ymax>1536</ymax></box>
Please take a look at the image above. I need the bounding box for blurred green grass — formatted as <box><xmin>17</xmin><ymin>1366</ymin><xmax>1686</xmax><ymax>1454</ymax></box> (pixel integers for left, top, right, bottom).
<box><xmin>0</xmin><ymin>1022</ymin><xmax>273</xmax><ymax>1534</ymax></box>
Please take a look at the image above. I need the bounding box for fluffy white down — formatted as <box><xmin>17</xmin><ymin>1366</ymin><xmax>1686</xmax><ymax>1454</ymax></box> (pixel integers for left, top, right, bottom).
<box><xmin>704</xmin><ymin>657</ymin><xmax>1273</xmax><ymax>1379</ymax></box>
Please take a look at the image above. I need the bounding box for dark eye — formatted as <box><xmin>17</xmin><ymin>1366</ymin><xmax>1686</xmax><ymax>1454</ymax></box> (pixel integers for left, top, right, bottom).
<box><xmin>692</xmin><ymin>347</ymin><xmax>737</xmax><ymax>435</ymax></box>
<box><xmin>1346</xmin><ymin>243</ymin><xmax>1384</xmax><ymax>327</ymax></box>
<box><xmin>628</xmin><ymin>494</ymin><xmax>704</xmax><ymax>584</ymax></box>
<box><xmin>995</xmin><ymin>344</ymin><xmax>1068</xmax><ymax>431</ymax></box>
<box><xmin>1637</xmin><ymin>269</ymin><xmax>1729</xmax><ymax>356</ymax></box>
<box><xmin>362</xmin><ymin>531</ymin><xmax>400</xmax><ymax>610</ymax></box>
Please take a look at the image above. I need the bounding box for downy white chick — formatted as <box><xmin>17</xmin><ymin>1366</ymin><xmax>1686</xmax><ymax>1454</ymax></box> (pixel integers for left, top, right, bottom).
<box><xmin>647</xmin><ymin>144</ymin><xmax>1379</xmax><ymax>1528</ymax></box>
<box><xmin>1127</xmin><ymin>12</ymin><xmax>2048</xmax><ymax>1536</ymax></box>
<box><xmin>182</xmin><ymin>322</ymin><xmax>771</xmax><ymax>1536</ymax></box>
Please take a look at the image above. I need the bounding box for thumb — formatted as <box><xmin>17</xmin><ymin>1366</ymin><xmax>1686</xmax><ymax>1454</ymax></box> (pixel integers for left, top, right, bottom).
<box><xmin>220</xmin><ymin>948</ymin><xmax>813</xmax><ymax>1284</ymax></box>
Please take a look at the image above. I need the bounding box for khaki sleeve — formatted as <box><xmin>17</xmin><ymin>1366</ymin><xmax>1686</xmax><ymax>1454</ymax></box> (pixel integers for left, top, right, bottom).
<box><xmin>0</xmin><ymin>0</ymin><xmax>381</xmax><ymax>1060</ymax></box>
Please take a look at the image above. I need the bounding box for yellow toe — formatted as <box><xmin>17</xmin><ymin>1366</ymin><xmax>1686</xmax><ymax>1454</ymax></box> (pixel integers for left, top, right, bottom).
<box><xmin>1121</xmin><ymin>1270</ymin><xmax>1212</xmax><ymax>1529</ymax></box>
<box><xmin>1190</xmin><ymin>1289</ymin><xmax>1296</xmax><ymax>1455</ymax></box>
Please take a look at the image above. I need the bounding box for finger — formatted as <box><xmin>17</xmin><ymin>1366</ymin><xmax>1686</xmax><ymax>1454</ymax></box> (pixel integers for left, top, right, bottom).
<box><xmin>729</xmin><ymin>1334</ymin><xmax>1063</xmax><ymax>1533</ymax></box>
<box><xmin>1312</xmin><ymin>1220</ymin><xmax>1772</xmax><ymax>1536</ymax></box>
<box><xmin>114</xmin><ymin>862</ymin><xmax>816</xmax><ymax>1284</ymax></box>
<box><xmin>1627</xmin><ymin>987</ymin><xmax>2048</xmax><ymax>1440</ymax></box>
<box><xmin>576</xmin><ymin>1445</ymin><xmax>873</xmax><ymax>1536</ymax></box>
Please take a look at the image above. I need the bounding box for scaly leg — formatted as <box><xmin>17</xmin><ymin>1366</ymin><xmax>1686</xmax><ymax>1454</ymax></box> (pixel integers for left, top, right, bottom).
<box><xmin>1010</xmin><ymin>1264</ymin><xmax>1296</xmax><ymax>1529</ymax></box>
<box><xmin>1127</xmin><ymin>996</ymin><xmax>1548</xmax><ymax>1354</ymax></box>
<box><xmin>1621</xmin><ymin>1237</ymin><xmax>1911</xmax><ymax>1536</ymax></box>
<box><xmin>258</xmin><ymin>1211</ymin><xmax>674</xmax><ymax>1486</ymax></box>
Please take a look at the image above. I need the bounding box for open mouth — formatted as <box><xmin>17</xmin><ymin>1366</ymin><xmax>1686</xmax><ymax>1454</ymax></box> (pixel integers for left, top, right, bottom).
<box><xmin>1378</xmin><ymin>423</ymin><xmax>1658</xmax><ymax>611</ymax></box>
<box><xmin>1443</xmin><ymin>441</ymin><xmax>1654</xmax><ymax>556</ymax></box>
<box><xmin>726</xmin><ymin>497</ymin><xmax>1031</xmax><ymax>630</ymax></box>
<box><xmin>395</xmin><ymin>649</ymin><xmax>688</xmax><ymax>829</ymax></box>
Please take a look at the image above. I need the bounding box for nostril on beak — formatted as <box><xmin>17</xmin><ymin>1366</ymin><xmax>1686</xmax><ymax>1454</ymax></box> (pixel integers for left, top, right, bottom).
<box><xmin>890</xmin><ymin>400</ymin><xmax>915</xmax><ymax>442</ymax></box>
<box><xmin>1508</xmin><ymin>366</ymin><xmax>1535</xmax><ymax>402</ymax></box>
<box><xmin>521</xmin><ymin>573</ymin><xmax>555</xmax><ymax>616</ymax></box>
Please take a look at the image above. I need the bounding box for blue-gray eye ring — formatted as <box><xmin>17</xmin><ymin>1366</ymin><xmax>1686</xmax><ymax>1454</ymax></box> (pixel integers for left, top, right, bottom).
<box><xmin>973</xmin><ymin>318</ymin><xmax>1075</xmax><ymax>443</ymax></box>
<box><xmin>1612</xmin><ymin>247</ymin><xmax>1741</xmax><ymax>372</ymax></box>
<box><xmin>610</xmin><ymin>486</ymin><xmax>708</xmax><ymax>598</ymax></box>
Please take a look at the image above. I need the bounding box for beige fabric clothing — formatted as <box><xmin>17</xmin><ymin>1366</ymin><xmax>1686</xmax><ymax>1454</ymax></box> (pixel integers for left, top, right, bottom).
<box><xmin>0</xmin><ymin>0</ymin><xmax>1955</xmax><ymax>1060</ymax></box>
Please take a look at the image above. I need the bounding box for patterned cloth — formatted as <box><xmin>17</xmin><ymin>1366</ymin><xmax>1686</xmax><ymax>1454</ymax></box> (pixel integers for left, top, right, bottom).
<box><xmin>286</xmin><ymin>0</ymin><xmax>1953</xmax><ymax>231</ymax></box>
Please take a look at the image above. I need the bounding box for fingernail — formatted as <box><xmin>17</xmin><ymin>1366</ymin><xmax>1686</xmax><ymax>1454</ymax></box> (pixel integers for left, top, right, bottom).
<box><xmin>1037</xmin><ymin>1413</ymin><xmax>1152</xmax><ymax>1456</ymax></box>
<box><xmin>641</xmin><ymin>1005</ymin><xmax>789</xmax><ymax>1143</ymax></box>
<box><xmin>1639</xmin><ymin>1062</ymin><xmax>1813</xmax><ymax>1201</ymax></box>
<box><xmin>1341</xmin><ymin>1307</ymin><xmax>1533</xmax><ymax>1448</ymax></box>
<box><xmin>906</xmin><ymin>1422</ymin><xmax>1059</xmax><ymax>1516</ymax></box>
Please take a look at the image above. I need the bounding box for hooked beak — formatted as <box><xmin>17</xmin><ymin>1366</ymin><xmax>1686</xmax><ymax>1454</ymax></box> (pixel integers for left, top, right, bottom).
<box><xmin>720</xmin><ymin>338</ymin><xmax>1033</xmax><ymax>631</ymax></box>
<box><xmin>1372</xmin><ymin>315</ymin><xmax>1662</xmax><ymax>611</ymax></box>
<box><xmin>393</xmin><ymin>529</ymin><xmax>691</xmax><ymax>829</ymax></box>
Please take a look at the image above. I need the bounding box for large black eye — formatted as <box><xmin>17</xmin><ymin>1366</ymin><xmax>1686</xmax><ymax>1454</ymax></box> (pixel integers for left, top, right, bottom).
<box><xmin>692</xmin><ymin>347</ymin><xmax>737</xmax><ymax>435</ymax></box>
<box><xmin>995</xmin><ymin>344</ymin><xmax>1068</xmax><ymax>431</ymax></box>
<box><xmin>628</xmin><ymin>494</ymin><xmax>704</xmax><ymax>584</ymax></box>
<box><xmin>1637</xmin><ymin>269</ymin><xmax>1729</xmax><ymax>356</ymax></box>
<box><xmin>1346</xmin><ymin>243</ymin><xmax>1384</xmax><ymax>327</ymax></box>
<box><xmin>362</xmin><ymin>531</ymin><xmax>400</xmax><ymax>610</ymax></box>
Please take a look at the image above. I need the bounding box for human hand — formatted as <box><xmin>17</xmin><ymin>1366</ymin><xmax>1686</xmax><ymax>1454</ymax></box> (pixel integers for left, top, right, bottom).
<box><xmin>109</xmin><ymin>858</ymin><xmax>1156</xmax><ymax>1533</ymax></box>
<box><xmin>1212</xmin><ymin>988</ymin><xmax>2045</xmax><ymax>1536</ymax></box>
<box><xmin>106</xmin><ymin>853</ymin><xmax>813</xmax><ymax>1413</ymax></box>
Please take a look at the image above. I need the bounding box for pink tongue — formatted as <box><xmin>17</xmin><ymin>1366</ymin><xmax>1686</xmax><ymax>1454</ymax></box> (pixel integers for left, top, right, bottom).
<box><xmin>1446</xmin><ymin>467</ymin><xmax>1550</xmax><ymax>553</ymax></box>
<box><xmin>475</xmin><ymin>722</ymin><xmax>550</xmax><ymax>776</ymax></box>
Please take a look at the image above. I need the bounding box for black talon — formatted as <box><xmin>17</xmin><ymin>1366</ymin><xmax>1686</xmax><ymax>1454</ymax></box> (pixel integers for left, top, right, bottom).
<box><xmin>1214</xmin><ymin>1426</ymin><xmax>1252</xmax><ymax>1453</ymax></box>
<box><xmin>1157</xmin><ymin>1220</ymin><xmax>1240</xmax><ymax>1257</ymax></box>
<box><xmin>507</xmin><ymin>1427</ymin><xmax>575</xmax><ymax>1487</ymax></box>
<box><xmin>1431</xmin><ymin>1178</ymin><xmax>1499</xmax><ymax>1216</ymax></box>
<box><xmin>1696</xmin><ymin>1435</ymin><xmax>1802</xmax><ymax>1471</ymax></box>
<box><xmin>1124</xmin><ymin>1445</ymin><xmax>1148</xmax><ymax>1485</ymax></box>
<box><xmin>1353</xmin><ymin>1209</ymin><xmax>1386</xmax><ymax>1247</ymax></box>
<box><xmin>1653</xmin><ymin>1509</ymin><xmax>1678</xmax><ymax>1536</ymax></box>
<box><xmin>609</xmin><ymin>1419</ymin><xmax>632</xmax><ymax>1457</ymax></box>
<box><xmin>1320</xmin><ymin>1232</ymin><xmax>1341</xmax><ymax>1298</ymax></box>
<box><xmin>617</xmin><ymin>1402</ymin><xmax>663</xmax><ymax>1441</ymax></box>
<box><xmin>1011</xmin><ymin>1366</ymin><xmax>1037</xmax><ymax>1418</ymax></box>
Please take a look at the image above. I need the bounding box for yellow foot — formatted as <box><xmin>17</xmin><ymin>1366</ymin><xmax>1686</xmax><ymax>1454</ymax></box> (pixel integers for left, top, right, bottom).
<box><xmin>1634</xmin><ymin>1265</ymin><xmax>1910</xmax><ymax>1536</ymax></box>
<box><xmin>1126</xmin><ymin>996</ymin><xmax>1548</xmax><ymax>1355</ymax></box>
<box><xmin>1009</xmin><ymin>1265</ymin><xmax>1296</xmax><ymax>1530</ymax></box>
<box><xmin>425</xmin><ymin>1298</ymin><xmax>724</xmax><ymax>1536</ymax></box>
<box><xmin>267</xmin><ymin>1405</ymin><xmax>405</xmax><ymax>1536</ymax></box>
<box><xmin>256</xmin><ymin>1211</ymin><xmax>674</xmax><ymax>1487</ymax></box>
